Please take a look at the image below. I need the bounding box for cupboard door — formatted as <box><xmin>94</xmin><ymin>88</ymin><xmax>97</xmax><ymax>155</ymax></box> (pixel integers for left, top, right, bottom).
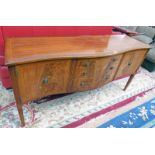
<box><xmin>115</xmin><ymin>49</ymin><xmax>147</xmax><ymax>79</ymax></box>
<box><xmin>38</xmin><ymin>60</ymin><xmax>71</xmax><ymax>97</ymax></box>
<box><xmin>16</xmin><ymin>60</ymin><xmax>71</xmax><ymax>103</ymax></box>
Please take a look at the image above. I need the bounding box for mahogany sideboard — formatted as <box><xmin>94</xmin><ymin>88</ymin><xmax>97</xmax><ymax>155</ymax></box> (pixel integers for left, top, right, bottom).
<box><xmin>5</xmin><ymin>35</ymin><xmax>150</xmax><ymax>126</ymax></box>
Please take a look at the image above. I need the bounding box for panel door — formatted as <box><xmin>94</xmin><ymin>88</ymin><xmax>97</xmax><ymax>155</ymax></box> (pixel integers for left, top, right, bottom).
<box><xmin>115</xmin><ymin>49</ymin><xmax>147</xmax><ymax>79</ymax></box>
<box><xmin>16</xmin><ymin>60</ymin><xmax>71</xmax><ymax>103</ymax></box>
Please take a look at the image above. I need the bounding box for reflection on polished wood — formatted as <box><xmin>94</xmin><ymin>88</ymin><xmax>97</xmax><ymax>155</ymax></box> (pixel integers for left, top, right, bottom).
<box><xmin>5</xmin><ymin>35</ymin><xmax>150</xmax><ymax>126</ymax></box>
<box><xmin>5</xmin><ymin>35</ymin><xmax>149</xmax><ymax>65</ymax></box>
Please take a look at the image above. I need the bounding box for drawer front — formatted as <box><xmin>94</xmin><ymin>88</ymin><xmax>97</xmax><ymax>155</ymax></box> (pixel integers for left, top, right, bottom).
<box><xmin>16</xmin><ymin>60</ymin><xmax>71</xmax><ymax>103</ymax></box>
<box><xmin>71</xmin><ymin>59</ymin><xmax>96</xmax><ymax>92</ymax></box>
<box><xmin>99</xmin><ymin>55</ymin><xmax>122</xmax><ymax>85</ymax></box>
<box><xmin>71</xmin><ymin>55</ymin><xmax>122</xmax><ymax>92</ymax></box>
<box><xmin>115</xmin><ymin>49</ymin><xmax>147</xmax><ymax>79</ymax></box>
<box><xmin>73</xmin><ymin>59</ymin><xmax>96</xmax><ymax>78</ymax></box>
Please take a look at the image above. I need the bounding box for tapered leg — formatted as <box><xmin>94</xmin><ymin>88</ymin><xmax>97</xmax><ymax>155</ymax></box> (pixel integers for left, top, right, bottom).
<box><xmin>9</xmin><ymin>66</ymin><xmax>25</xmax><ymax>127</ymax></box>
<box><xmin>16</xmin><ymin>100</ymin><xmax>25</xmax><ymax>127</ymax></box>
<box><xmin>123</xmin><ymin>74</ymin><xmax>135</xmax><ymax>91</ymax></box>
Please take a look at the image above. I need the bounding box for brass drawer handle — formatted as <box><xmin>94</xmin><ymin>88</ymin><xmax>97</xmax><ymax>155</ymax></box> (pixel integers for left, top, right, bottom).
<box><xmin>42</xmin><ymin>77</ymin><xmax>48</xmax><ymax>84</ymax></box>
<box><xmin>82</xmin><ymin>62</ymin><xmax>90</xmax><ymax>67</ymax></box>
<box><xmin>112</xmin><ymin>58</ymin><xmax>116</xmax><ymax>62</ymax></box>
<box><xmin>81</xmin><ymin>72</ymin><xmax>87</xmax><ymax>76</ymax></box>
<box><xmin>109</xmin><ymin>66</ymin><xmax>114</xmax><ymax>70</ymax></box>
<box><xmin>80</xmin><ymin>82</ymin><xmax>85</xmax><ymax>86</ymax></box>
<box><xmin>105</xmin><ymin>76</ymin><xmax>109</xmax><ymax>80</ymax></box>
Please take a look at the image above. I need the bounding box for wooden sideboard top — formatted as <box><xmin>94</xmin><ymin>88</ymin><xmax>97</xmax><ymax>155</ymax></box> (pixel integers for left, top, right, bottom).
<box><xmin>5</xmin><ymin>35</ymin><xmax>150</xmax><ymax>66</ymax></box>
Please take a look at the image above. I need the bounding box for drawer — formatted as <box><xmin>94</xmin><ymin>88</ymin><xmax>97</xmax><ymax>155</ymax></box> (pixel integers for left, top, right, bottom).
<box><xmin>100</xmin><ymin>55</ymin><xmax>122</xmax><ymax>85</ymax></box>
<box><xmin>16</xmin><ymin>60</ymin><xmax>71</xmax><ymax>103</ymax></box>
<box><xmin>70</xmin><ymin>59</ymin><xmax>97</xmax><ymax>92</ymax></box>
<box><xmin>72</xmin><ymin>78</ymin><xmax>95</xmax><ymax>92</ymax></box>
<box><xmin>73</xmin><ymin>59</ymin><xmax>96</xmax><ymax>78</ymax></box>
<box><xmin>71</xmin><ymin>55</ymin><xmax>122</xmax><ymax>92</ymax></box>
<box><xmin>115</xmin><ymin>49</ymin><xmax>147</xmax><ymax>79</ymax></box>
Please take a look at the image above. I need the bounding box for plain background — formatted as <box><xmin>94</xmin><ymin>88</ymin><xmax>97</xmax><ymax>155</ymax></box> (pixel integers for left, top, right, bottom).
<box><xmin>0</xmin><ymin>0</ymin><xmax>155</xmax><ymax>155</ymax></box>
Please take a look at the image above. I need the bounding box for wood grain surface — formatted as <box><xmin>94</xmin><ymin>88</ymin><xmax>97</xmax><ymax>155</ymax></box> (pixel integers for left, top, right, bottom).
<box><xmin>5</xmin><ymin>35</ymin><xmax>150</xmax><ymax>66</ymax></box>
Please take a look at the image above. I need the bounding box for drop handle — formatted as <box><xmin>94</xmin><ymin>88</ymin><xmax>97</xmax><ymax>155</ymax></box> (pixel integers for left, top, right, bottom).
<box><xmin>42</xmin><ymin>77</ymin><xmax>48</xmax><ymax>84</ymax></box>
<box><xmin>82</xmin><ymin>72</ymin><xmax>87</xmax><ymax>76</ymax></box>
<box><xmin>82</xmin><ymin>62</ymin><xmax>90</xmax><ymax>67</ymax></box>
<box><xmin>109</xmin><ymin>66</ymin><xmax>114</xmax><ymax>70</ymax></box>
<box><xmin>105</xmin><ymin>77</ymin><xmax>109</xmax><ymax>80</ymax></box>
<box><xmin>112</xmin><ymin>58</ymin><xmax>116</xmax><ymax>62</ymax></box>
<box><xmin>128</xmin><ymin>62</ymin><xmax>132</xmax><ymax>66</ymax></box>
<box><xmin>105</xmin><ymin>75</ymin><xmax>109</xmax><ymax>80</ymax></box>
<box><xmin>80</xmin><ymin>82</ymin><xmax>85</xmax><ymax>86</ymax></box>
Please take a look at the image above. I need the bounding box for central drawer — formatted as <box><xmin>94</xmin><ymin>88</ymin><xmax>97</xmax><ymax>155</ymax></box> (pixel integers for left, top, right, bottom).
<box><xmin>71</xmin><ymin>59</ymin><xmax>96</xmax><ymax>92</ymax></box>
<box><xmin>71</xmin><ymin>55</ymin><xmax>122</xmax><ymax>92</ymax></box>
